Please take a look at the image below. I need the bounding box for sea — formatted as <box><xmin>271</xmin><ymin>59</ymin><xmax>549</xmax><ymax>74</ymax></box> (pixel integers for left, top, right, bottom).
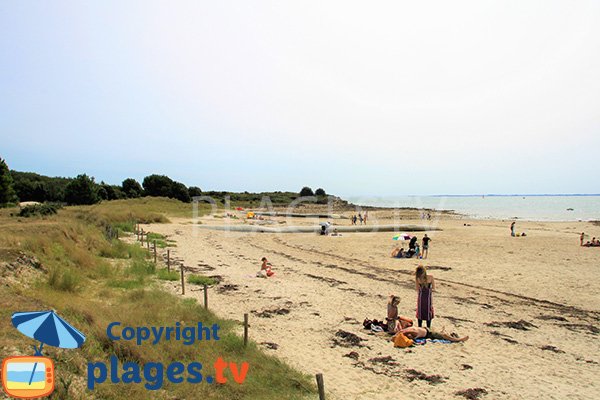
<box><xmin>347</xmin><ymin>195</ymin><xmax>600</xmax><ymax>222</ymax></box>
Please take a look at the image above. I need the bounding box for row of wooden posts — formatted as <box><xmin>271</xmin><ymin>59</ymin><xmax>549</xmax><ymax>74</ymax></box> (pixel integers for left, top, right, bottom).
<box><xmin>132</xmin><ymin>223</ymin><xmax>327</xmax><ymax>399</ymax></box>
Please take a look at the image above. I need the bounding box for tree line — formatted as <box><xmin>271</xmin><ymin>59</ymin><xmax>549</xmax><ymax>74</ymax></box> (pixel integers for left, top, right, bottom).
<box><xmin>1</xmin><ymin>157</ymin><xmax>328</xmax><ymax>207</ymax></box>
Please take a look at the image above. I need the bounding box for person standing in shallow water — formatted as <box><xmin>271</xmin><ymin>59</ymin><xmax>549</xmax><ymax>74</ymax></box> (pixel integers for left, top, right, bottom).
<box><xmin>415</xmin><ymin>265</ymin><xmax>435</xmax><ymax>328</ymax></box>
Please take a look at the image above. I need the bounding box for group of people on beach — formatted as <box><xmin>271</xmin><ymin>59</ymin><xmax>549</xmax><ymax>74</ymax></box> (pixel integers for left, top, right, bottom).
<box><xmin>351</xmin><ymin>212</ymin><xmax>368</xmax><ymax>225</ymax></box>
<box><xmin>391</xmin><ymin>234</ymin><xmax>431</xmax><ymax>259</ymax></box>
<box><xmin>580</xmin><ymin>232</ymin><xmax>600</xmax><ymax>247</ymax></box>
<box><xmin>378</xmin><ymin>266</ymin><xmax>468</xmax><ymax>343</ymax></box>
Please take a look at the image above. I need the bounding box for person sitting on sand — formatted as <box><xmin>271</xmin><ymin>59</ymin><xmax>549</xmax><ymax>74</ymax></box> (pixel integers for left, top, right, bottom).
<box><xmin>409</xmin><ymin>236</ymin><xmax>418</xmax><ymax>251</ymax></box>
<box><xmin>257</xmin><ymin>257</ymin><xmax>275</xmax><ymax>278</ymax></box>
<box><xmin>387</xmin><ymin>295</ymin><xmax>413</xmax><ymax>333</ymax></box>
<box><xmin>391</xmin><ymin>247</ymin><xmax>405</xmax><ymax>258</ymax></box>
<box><xmin>398</xmin><ymin>326</ymin><xmax>468</xmax><ymax>342</ymax></box>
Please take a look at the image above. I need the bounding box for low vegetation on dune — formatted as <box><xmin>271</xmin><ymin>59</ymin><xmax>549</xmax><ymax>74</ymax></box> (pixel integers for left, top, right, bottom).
<box><xmin>0</xmin><ymin>198</ymin><xmax>315</xmax><ymax>399</ymax></box>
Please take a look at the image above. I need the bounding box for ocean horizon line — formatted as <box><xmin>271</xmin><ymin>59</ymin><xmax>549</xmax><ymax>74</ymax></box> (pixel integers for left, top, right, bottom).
<box><xmin>346</xmin><ymin>193</ymin><xmax>600</xmax><ymax>198</ymax></box>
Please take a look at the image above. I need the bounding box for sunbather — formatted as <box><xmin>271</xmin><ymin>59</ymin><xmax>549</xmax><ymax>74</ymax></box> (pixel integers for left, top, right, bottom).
<box><xmin>391</xmin><ymin>247</ymin><xmax>405</xmax><ymax>258</ymax></box>
<box><xmin>398</xmin><ymin>326</ymin><xmax>468</xmax><ymax>342</ymax></box>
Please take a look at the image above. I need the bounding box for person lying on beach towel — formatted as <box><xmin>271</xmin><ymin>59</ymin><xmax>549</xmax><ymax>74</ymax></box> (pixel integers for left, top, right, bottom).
<box><xmin>398</xmin><ymin>326</ymin><xmax>469</xmax><ymax>342</ymax></box>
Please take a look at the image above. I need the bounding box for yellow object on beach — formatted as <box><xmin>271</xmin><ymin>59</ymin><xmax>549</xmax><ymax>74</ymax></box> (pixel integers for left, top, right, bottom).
<box><xmin>246</xmin><ymin>212</ymin><xmax>255</xmax><ymax>219</ymax></box>
<box><xmin>393</xmin><ymin>333</ymin><xmax>414</xmax><ymax>348</ymax></box>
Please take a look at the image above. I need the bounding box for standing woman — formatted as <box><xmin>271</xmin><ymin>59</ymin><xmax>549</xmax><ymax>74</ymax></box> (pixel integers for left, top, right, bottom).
<box><xmin>415</xmin><ymin>265</ymin><xmax>435</xmax><ymax>328</ymax></box>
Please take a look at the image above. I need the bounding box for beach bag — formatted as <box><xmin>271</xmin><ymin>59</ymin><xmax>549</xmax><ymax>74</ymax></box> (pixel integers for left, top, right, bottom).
<box><xmin>393</xmin><ymin>333</ymin><xmax>414</xmax><ymax>348</ymax></box>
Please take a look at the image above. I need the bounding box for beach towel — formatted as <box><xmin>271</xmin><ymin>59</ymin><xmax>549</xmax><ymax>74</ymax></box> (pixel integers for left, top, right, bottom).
<box><xmin>414</xmin><ymin>338</ymin><xmax>454</xmax><ymax>345</ymax></box>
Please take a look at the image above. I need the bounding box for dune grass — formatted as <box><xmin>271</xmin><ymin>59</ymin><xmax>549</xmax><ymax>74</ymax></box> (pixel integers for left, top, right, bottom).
<box><xmin>187</xmin><ymin>274</ymin><xmax>217</xmax><ymax>286</ymax></box>
<box><xmin>0</xmin><ymin>198</ymin><xmax>315</xmax><ymax>399</ymax></box>
<box><xmin>157</xmin><ymin>269</ymin><xmax>180</xmax><ymax>281</ymax></box>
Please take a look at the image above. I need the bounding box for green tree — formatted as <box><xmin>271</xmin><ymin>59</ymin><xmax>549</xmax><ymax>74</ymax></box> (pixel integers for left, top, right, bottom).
<box><xmin>0</xmin><ymin>157</ymin><xmax>18</xmax><ymax>206</ymax></box>
<box><xmin>188</xmin><ymin>186</ymin><xmax>202</xmax><ymax>198</ymax></box>
<box><xmin>171</xmin><ymin>182</ymin><xmax>191</xmax><ymax>203</ymax></box>
<box><xmin>122</xmin><ymin>178</ymin><xmax>143</xmax><ymax>198</ymax></box>
<box><xmin>64</xmin><ymin>174</ymin><xmax>99</xmax><ymax>205</ymax></box>
<box><xmin>142</xmin><ymin>174</ymin><xmax>175</xmax><ymax>197</ymax></box>
<box><xmin>315</xmin><ymin>188</ymin><xmax>326</xmax><ymax>196</ymax></box>
<box><xmin>299</xmin><ymin>186</ymin><xmax>314</xmax><ymax>197</ymax></box>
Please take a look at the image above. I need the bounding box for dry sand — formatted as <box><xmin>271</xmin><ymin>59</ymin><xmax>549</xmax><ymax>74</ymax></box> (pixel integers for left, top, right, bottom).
<box><xmin>140</xmin><ymin>211</ymin><xmax>600</xmax><ymax>400</ymax></box>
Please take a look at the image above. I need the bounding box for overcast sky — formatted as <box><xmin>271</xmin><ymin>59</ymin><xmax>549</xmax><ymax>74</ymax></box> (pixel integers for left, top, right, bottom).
<box><xmin>2</xmin><ymin>1</ymin><xmax>599</xmax><ymax>196</ymax></box>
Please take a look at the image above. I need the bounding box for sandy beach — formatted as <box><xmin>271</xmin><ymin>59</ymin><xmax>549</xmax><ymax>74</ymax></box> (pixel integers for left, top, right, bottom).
<box><xmin>140</xmin><ymin>210</ymin><xmax>600</xmax><ymax>400</ymax></box>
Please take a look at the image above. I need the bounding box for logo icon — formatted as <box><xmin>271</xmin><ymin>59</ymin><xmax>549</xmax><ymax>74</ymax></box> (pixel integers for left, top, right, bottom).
<box><xmin>2</xmin><ymin>310</ymin><xmax>85</xmax><ymax>399</ymax></box>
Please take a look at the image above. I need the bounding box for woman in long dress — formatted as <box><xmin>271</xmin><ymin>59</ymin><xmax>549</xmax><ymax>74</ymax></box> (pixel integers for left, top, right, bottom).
<box><xmin>415</xmin><ymin>265</ymin><xmax>435</xmax><ymax>328</ymax></box>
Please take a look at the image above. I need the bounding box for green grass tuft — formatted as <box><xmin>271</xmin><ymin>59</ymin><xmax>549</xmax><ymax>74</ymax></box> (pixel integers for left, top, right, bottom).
<box><xmin>157</xmin><ymin>269</ymin><xmax>180</xmax><ymax>281</ymax></box>
<box><xmin>187</xmin><ymin>274</ymin><xmax>216</xmax><ymax>286</ymax></box>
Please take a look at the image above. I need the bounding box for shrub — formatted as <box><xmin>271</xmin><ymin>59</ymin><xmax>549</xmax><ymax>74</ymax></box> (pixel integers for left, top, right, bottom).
<box><xmin>157</xmin><ymin>269</ymin><xmax>179</xmax><ymax>281</ymax></box>
<box><xmin>48</xmin><ymin>266</ymin><xmax>80</xmax><ymax>292</ymax></box>
<box><xmin>187</xmin><ymin>274</ymin><xmax>216</xmax><ymax>286</ymax></box>
<box><xmin>128</xmin><ymin>259</ymin><xmax>155</xmax><ymax>276</ymax></box>
<box><xmin>299</xmin><ymin>186</ymin><xmax>314</xmax><ymax>196</ymax></box>
<box><xmin>18</xmin><ymin>203</ymin><xmax>62</xmax><ymax>217</ymax></box>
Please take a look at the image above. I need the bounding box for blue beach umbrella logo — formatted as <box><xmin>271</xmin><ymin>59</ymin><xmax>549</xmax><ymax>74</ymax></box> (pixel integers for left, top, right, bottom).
<box><xmin>12</xmin><ymin>310</ymin><xmax>86</xmax><ymax>354</ymax></box>
<box><xmin>2</xmin><ymin>310</ymin><xmax>86</xmax><ymax>396</ymax></box>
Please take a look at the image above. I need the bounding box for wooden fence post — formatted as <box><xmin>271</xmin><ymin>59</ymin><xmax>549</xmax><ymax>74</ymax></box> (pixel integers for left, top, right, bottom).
<box><xmin>167</xmin><ymin>250</ymin><xmax>171</xmax><ymax>272</ymax></box>
<box><xmin>147</xmin><ymin>236</ymin><xmax>150</xmax><ymax>251</ymax></box>
<box><xmin>153</xmin><ymin>241</ymin><xmax>157</xmax><ymax>263</ymax></box>
<box><xmin>180</xmin><ymin>265</ymin><xmax>185</xmax><ymax>295</ymax></box>
<box><xmin>316</xmin><ymin>373</ymin><xmax>325</xmax><ymax>400</ymax></box>
<box><xmin>203</xmin><ymin>284</ymin><xmax>208</xmax><ymax>309</ymax></box>
<box><xmin>243</xmin><ymin>313</ymin><xmax>249</xmax><ymax>347</ymax></box>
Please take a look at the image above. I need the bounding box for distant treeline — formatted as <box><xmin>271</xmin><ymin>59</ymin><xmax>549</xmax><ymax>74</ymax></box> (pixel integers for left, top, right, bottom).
<box><xmin>1</xmin><ymin>158</ymin><xmax>331</xmax><ymax>207</ymax></box>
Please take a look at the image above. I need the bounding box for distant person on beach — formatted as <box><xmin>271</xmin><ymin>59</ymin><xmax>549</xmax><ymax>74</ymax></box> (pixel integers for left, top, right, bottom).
<box><xmin>257</xmin><ymin>257</ymin><xmax>274</xmax><ymax>278</ymax></box>
<box><xmin>364</xmin><ymin>211</ymin><xmax>368</xmax><ymax>224</ymax></box>
<box><xmin>510</xmin><ymin>221</ymin><xmax>516</xmax><ymax>237</ymax></box>
<box><xmin>351</xmin><ymin>215</ymin><xmax>357</xmax><ymax>225</ymax></box>
<box><xmin>387</xmin><ymin>295</ymin><xmax>413</xmax><ymax>333</ymax></box>
<box><xmin>415</xmin><ymin>266</ymin><xmax>435</xmax><ymax>328</ymax></box>
<box><xmin>422</xmin><ymin>234</ymin><xmax>431</xmax><ymax>259</ymax></box>
<box><xmin>580</xmin><ymin>232</ymin><xmax>585</xmax><ymax>246</ymax></box>
<box><xmin>415</xmin><ymin>244</ymin><xmax>421</xmax><ymax>259</ymax></box>
<box><xmin>391</xmin><ymin>247</ymin><xmax>405</xmax><ymax>258</ymax></box>
<box><xmin>358</xmin><ymin>213</ymin><xmax>364</xmax><ymax>225</ymax></box>
<box><xmin>409</xmin><ymin>236</ymin><xmax>418</xmax><ymax>251</ymax></box>
<box><xmin>398</xmin><ymin>326</ymin><xmax>468</xmax><ymax>342</ymax></box>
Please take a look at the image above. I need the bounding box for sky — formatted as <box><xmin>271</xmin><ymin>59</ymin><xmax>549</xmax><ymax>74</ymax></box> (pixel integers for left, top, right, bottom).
<box><xmin>1</xmin><ymin>1</ymin><xmax>599</xmax><ymax>196</ymax></box>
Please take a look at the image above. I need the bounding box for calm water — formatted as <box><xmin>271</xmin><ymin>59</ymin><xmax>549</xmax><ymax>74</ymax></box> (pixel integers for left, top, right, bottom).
<box><xmin>347</xmin><ymin>195</ymin><xmax>600</xmax><ymax>221</ymax></box>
